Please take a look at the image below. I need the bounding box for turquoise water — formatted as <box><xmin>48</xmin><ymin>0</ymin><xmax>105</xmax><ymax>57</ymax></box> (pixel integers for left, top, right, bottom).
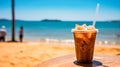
<box><xmin>0</xmin><ymin>19</ymin><xmax>120</xmax><ymax>42</ymax></box>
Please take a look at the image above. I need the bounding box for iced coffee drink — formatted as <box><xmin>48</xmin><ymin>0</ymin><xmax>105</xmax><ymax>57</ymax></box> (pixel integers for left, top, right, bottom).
<box><xmin>72</xmin><ymin>24</ymin><xmax>98</xmax><ymax>63</ymax></box>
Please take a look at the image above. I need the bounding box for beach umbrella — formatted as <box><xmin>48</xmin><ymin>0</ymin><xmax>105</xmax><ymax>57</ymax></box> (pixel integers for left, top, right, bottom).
<box><xmin>11</xmin><ymin>0</ymin><xmax>16</xmax><ymax>42</ymax></box>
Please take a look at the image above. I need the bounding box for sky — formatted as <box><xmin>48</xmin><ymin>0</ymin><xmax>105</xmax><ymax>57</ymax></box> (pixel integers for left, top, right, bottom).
<box><xmin>0</xmin><ymin>0</ymin><xmax>120</xmax><ymax>21</ymax></box>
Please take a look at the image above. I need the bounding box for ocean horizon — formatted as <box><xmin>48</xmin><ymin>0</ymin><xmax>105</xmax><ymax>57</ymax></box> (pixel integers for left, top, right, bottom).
<box><xmin>0</xmin><ymin>19</ymin><xmax>120</xmax><ymax>45</ymax></box>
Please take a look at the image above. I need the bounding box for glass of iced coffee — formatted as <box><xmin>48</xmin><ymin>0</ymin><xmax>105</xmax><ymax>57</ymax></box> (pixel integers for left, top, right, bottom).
<box><xmin>72</xmin><ymin>24</ymin><xmax>98</xmax><ymax>63</ymax></box>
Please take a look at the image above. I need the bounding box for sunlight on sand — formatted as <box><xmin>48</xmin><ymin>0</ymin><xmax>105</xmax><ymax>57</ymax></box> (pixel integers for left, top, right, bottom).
<box><xmin>0</xmin><ymin>42</ymin><xmax>120</xmax><ymax>67</ymax></box>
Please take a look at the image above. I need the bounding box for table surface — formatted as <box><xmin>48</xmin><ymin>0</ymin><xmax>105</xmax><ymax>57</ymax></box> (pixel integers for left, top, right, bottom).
<box><xmin>34</xmin><ymin>54</ymin><xmax>120</xmax><ymax>67</ymax></box>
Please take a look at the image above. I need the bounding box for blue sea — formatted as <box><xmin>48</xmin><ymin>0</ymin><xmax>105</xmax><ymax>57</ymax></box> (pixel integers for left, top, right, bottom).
<box><xmin>0</xmin><ymin>19</ymin><xmax>120</xmax><ymax>44</ymax></box>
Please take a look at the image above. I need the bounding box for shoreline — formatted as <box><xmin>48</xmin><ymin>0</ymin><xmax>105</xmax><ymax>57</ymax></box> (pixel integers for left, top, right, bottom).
<box><xmin>4</xmin><ymin>38</ymin><xmax>120</xmax><ymax>45</ymax></box>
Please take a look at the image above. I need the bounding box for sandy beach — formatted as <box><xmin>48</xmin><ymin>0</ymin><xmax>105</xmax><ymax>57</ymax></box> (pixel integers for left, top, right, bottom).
<box><xmin>0</xmin><ymin>42</ymin><xmax>120</xmax><ymax>67</ymax></box>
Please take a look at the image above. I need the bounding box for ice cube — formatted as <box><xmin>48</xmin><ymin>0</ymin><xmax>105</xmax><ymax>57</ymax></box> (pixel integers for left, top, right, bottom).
<box><xmin>75</xmin><ymin>24</ymin><xmax>84</xmax><ymax>30</ymax></box>
<box><xmin>82</xmin><ymin>24</ymin><xmax>87</xmax><ymax>28</ymax></box>
<box><xmin>87</xmin><ymin>26</ymin><xmax>96</xmax><ymax>30</ymax></box>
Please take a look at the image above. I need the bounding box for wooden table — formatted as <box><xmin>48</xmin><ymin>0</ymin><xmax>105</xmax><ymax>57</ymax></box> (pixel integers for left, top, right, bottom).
<box><xmin>34</xmin><ymin>54</ymin><xmax>120</xmax><ymax>67</ymax></box>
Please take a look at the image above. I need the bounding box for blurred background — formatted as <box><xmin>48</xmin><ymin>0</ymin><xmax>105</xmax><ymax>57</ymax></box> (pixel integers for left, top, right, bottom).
<box><xmin>0</xmin><ymin>0</ymin><xmax>120</xmax><ymax>44</ymax></box>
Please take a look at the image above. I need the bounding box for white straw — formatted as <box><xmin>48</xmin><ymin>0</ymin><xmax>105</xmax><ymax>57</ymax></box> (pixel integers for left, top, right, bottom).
<box><xmin>93</xmin><ymin>3</ymin><xmax>100</xmax><ymax>27</ymax></box>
